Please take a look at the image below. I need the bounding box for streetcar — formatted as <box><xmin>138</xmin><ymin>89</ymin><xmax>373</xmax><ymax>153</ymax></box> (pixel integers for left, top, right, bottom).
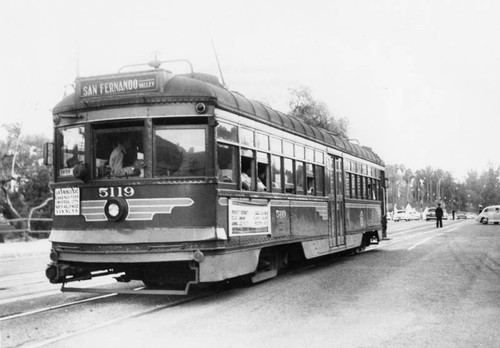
<box><xmin>44</xmin><ymin>58</ymin><xmax>386</xmax><ymax>294</ymax></box>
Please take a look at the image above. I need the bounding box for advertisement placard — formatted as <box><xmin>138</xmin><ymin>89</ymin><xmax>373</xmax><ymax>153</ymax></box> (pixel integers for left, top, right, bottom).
<box><xmin>229</xmin><ymin>199</ymin><xmax>271</xmax><ymax>236</ymax></box>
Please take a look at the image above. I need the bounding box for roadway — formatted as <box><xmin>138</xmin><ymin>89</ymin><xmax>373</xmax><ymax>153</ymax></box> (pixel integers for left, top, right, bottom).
<box><xmin>1</xmin><ymin>218</ymin><xmax>499</xmax><ymax>347</ymax></box>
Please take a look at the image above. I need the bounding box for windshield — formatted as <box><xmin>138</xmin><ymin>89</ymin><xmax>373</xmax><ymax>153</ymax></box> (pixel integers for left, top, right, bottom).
<box><xmin>57</xmin><ymin>126</ymin><xmax>85</xmax><ymax>177</ymax></box>
<box><xmin>94</xmin><ymin>127</ymin><xmax>144</xmax><ymax>178</ymax></box>
<box><xmin>154</xmin><ymin>127</ymin><xmax>206</xmax><ymax>177</ymax></box>
<box><xmin>57</xmin><ymin>122</ymin><xmax>208</xmax><ymax>180</ymax></box>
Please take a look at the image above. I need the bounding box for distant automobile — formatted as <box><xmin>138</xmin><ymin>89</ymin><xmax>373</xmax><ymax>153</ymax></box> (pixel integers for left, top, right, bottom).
<box><xmin>476</xmin><ymin>205</ymin><xmax>500</xmax><ymax>224</ymax></box>
<box><xmin>426</xmin><ymin>207</ymin><xmax>448</xmax><ymax>221</ymax></box>
<box><xmin>407</xmin><ymin>211</ymin><xmax>420</xmax><ymax>220</ymax></box>
<box><xmin>456</xmin><ymin>212</ymin><xmax>467</xmax><ymax>220</ymax></box>
<box><xmin>393</xmin><ymin>209</ymin><xmax>409</xmax><ymax>222</ymax></box>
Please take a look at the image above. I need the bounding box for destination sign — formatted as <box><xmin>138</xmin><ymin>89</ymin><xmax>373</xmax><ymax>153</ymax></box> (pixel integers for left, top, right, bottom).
<box><xmin>79</xmin><ymin>73</ymin><xmax>159</xmax><ymax>98</ymax></box>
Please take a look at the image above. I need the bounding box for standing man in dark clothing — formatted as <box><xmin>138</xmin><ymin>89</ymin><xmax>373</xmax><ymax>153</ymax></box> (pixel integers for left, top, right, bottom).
<box><xmin>436</xmin><ymin>203</ymin><xmax>444</xmax><ymax>228</ymax></box>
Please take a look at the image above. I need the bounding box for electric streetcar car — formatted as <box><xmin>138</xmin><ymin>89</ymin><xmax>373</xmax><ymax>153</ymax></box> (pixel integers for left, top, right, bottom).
<box><xmin>45</xmin><ymin>59</ymin><xmax>386</xmax><ymax>294</ymax></box>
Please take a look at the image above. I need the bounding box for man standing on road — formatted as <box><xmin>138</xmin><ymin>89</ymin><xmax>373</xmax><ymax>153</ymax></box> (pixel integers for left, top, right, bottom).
<box><xmin>436</xmin><ymin>203</ymin><xmax>444</xmax><ymax>228</ymax></box>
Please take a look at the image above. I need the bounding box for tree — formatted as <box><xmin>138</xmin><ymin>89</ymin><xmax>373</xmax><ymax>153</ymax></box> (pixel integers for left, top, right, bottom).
<box><xmin>0</xmin><ymin>123</ymin><xmax>52</xmax><ymax>242</ymax></box>
<box><xmin>288</xmin><ymin>86</ymin><xmax>349</xmax><ymax>140</ymax></box>
<box><xmin>385</xmin><ymin>162</ymin><xmax>500</xmax><ymax>215</ymax></box>
<box><xmin>480</xmin><ymin>167</ymin><xmax>500</xmax><ymax>206</ymax></box>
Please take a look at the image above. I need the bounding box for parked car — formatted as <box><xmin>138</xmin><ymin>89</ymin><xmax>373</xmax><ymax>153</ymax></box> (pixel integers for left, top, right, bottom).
<box><xmin>407</xmin><ymin>211</ymin><xmax>420</xmax><ymax>220</ymax></box>
<box><xmin>456</xmin><ymin>212</ymin><xmax>467</xmax><ymax>220</ymax></box>
<box><xmin>393</xmin><ymin>209</ymin><xmax>409</xmax><ymax>222</ymax></box>
<box><xmin>476</xmin><ymin>205</ymin><xmax>500</xmax><ymax>224</ymax></box>
<box><xmin>426</xmin><ymin>207</ymin><xmax>448</xmax><ymax>221</ymax></box>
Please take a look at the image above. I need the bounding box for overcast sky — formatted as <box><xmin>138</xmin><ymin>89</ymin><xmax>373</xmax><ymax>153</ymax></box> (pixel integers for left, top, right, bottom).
<box><xmin>1</xmin><ymin>0</ymin><xmax>498</xmax><ymax>181</ymax></box>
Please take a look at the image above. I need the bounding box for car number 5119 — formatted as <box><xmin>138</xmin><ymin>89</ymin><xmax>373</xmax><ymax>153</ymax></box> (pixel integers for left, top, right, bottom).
<box><xmin>99</xmin><ymin>187</ymin><xmax>135</xmax><ymax>198</ymax></box>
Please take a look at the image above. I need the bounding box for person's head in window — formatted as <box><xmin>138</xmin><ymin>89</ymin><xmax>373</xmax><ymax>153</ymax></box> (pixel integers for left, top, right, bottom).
<box><xmin>109</xmin><ymin>137</ymin><xmax>144</xmax><ymax>177</ymax></box>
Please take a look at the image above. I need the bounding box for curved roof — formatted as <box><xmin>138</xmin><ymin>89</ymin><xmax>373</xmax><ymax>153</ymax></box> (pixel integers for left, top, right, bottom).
<box><xmin>53</xmin><ymin>70</ymin><xmax>384</xmax><ymax>166</ymax></box>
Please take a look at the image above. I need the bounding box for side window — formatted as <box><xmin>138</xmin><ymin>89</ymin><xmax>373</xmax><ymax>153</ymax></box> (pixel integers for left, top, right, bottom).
<box><xmin>315</xmin><ymin>166</ymin><xmax>325</xmax><ymax>196</ymax></box>
<box><xmin>240</xmin><ymin>149</ymin><xmax>254</xmax><ymax>190</ymax></box>
<box><xmin>256</xmin><ymin>152</ymin><xmax>268</xmax><ymax>192</ymax></box>
<box><xmin>345</xmin><ymin>173</ymin><xmax>351</xmax><ymax>198</ymax></box>
<box><xmin>240</xmin><ymin>150</ymin><xmax>267</xmax><ymax>192</ymax></box>
<box><xmin>240</xmin><ymin>128</ymin><xmax>254</xmax><ymax>147</ymax></box>
<box><xmin>306</xmin><ymin>163</ymin><xmax>315</xmax><ymax>195</ymax></box>
<box><xmin>271</xmin><ymin>155</ymin><xmax>283</xmax><ymax>193</ymax></box>
<box><xmin>356</xmin><ymin>175</ymin><xmax>361</xmax><ymax>199</ymax></box>
<box><xmin>217</xmin><ymin>121</ymin><xmax>238</xmax><ymax>142</ymax></box>
<box><xmin>217</xmin><ymin>143</ymin><xmax>238</xmax><ymax>184</ymax></box>
<box><xmin>296</xmin><ymin>161</ymin><xmax>305</xmax><ymax>195</ymax></box>
<box><xmin>284</xmin><ymin>158</ymin><xmax>295</xmax><ymax>194</ymax></box>
<box><xmin>58</xmin><ymin>126</ymin><xmax>85</xmax><ymax>177</ymax></box>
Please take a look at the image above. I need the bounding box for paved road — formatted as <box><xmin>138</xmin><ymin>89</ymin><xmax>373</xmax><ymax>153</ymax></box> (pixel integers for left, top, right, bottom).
<box><xmin>2</xmin><ymin>220</ymin><xmax>499</xmax><ymax>347</ymax></box>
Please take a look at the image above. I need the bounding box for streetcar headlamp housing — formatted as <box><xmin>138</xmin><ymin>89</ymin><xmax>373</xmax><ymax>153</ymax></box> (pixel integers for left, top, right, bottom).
<box><xmin>195</xmin><ymin>102</ymin><xmax>207</xmax><ymax>114</ymax></box>
<box><xmin>104</xmin><ymin>198</ymin><xmax>128</xmax><ymax>222</ymax></box>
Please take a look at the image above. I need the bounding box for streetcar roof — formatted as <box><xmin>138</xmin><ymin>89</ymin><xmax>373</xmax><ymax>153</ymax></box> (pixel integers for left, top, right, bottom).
<box><xmin>53</xmin><ymin>69</ymin><xmax>384</xmax><ymax>167</ymax></box>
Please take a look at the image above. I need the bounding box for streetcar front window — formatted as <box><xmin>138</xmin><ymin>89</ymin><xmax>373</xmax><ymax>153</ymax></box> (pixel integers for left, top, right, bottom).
<box><xmin>94</xmin><ymin>127</ymin><xmax>144</xmax><ymax>178</ymax></box>
<box><xmin>154</xmin><ymin>127</ymin><xmax>206</xmax><ymax>177</ymax></box>
<box><xmin>57</xmin><ymin>126</ymin><xmax>85</xmax><ymax>176</ymax></box>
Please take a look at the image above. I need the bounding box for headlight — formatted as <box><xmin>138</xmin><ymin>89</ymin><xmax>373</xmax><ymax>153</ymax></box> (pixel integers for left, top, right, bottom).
<box><xmin>104</xmin><ymin>198</ymin><xmax>128</xmax><ymax>222</ymax></box>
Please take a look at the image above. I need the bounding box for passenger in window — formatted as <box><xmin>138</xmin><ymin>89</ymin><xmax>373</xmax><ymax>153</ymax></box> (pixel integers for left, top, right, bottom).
<box><xmin>109</xmin><ymin>138</ymin><xmax>144</xmax><ymax>177</ymax></box>
<box><xmin>66</xmin><ymin>145</ymin><xmax>81</xmax><ymax>168</ymax></box>
<box><xmin>241</xmin><ymin>165</ymin><xmax>266</xmax><ymax>191</ymax></box>
<box><xmin>241</xmin><ymin>167</ymin><xmax>252</xmax><ymax>190</ymax></box>
<box><xmin>257</xmin><ymin>171</ymin><xmax>267</xmax><ymax>192</ymax></box>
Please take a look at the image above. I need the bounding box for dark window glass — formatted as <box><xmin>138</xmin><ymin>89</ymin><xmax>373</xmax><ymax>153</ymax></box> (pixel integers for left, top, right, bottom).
<box><xmin>95</xmin><ymin>127</ymin><xmax>144</xmax><ymax>178</ymax></box>
<box><xmin>315</xmin><ymin>166</ymin><xmax>325</xmax><ymax>196</ymax></box>
<box><xmin>284</xmin><ymin>158</ymin><xmax>295</xmax><ymax>193</ymax></box>
<box><xmin>217</xmin><ymin>143</ymin><xmax>238</xmax><ymax>184</ymax></box>
<box><xmin>345</xmin><ymin>173</ymin><xmax>351</xmax><ymax>198</ymax></box>
<box><xmin>296</xmin><ymin>161</ymin><xmax>305</xmax><ymax>195</ymax></box>
<box><xmin>257</xmin><ymin>152</ymin><xmax>269</xmax><ymax>192</ymax></box>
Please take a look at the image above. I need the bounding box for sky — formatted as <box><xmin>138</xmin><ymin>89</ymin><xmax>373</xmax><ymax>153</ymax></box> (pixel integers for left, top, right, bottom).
<box><xmin>1</xmin><ymin>0</ymin><xmax>499</xmax><ymax>181</ymax></box>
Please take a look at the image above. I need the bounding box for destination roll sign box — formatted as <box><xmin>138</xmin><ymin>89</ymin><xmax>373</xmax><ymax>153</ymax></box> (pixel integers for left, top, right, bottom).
<box><xmin>77</xmin><ymin>70</ymin><xmax>168</xmax><ymax>99</ymax></box>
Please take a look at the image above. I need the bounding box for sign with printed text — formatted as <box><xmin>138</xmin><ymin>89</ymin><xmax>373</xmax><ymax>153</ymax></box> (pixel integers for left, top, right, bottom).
<box><xmin>54</xmin><ymin>187</ymin><xmax>80</xmax><ymax>216</ymax></box>
<box><xmin>229</xmin><ymin>199</ymin><xmax>271</xmax><ymax>236</ymax></box>
<box><xmin>79</xmin><ymin>73</ymin><xmax>158</xmax><ymax>98</ymax></box>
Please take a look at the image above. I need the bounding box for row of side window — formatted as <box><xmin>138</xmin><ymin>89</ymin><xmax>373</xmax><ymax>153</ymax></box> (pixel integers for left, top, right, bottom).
<box><xmin>217</xmin><ymin>143</ymin><xmax>325</xmax><ymax>196</ymax></box>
